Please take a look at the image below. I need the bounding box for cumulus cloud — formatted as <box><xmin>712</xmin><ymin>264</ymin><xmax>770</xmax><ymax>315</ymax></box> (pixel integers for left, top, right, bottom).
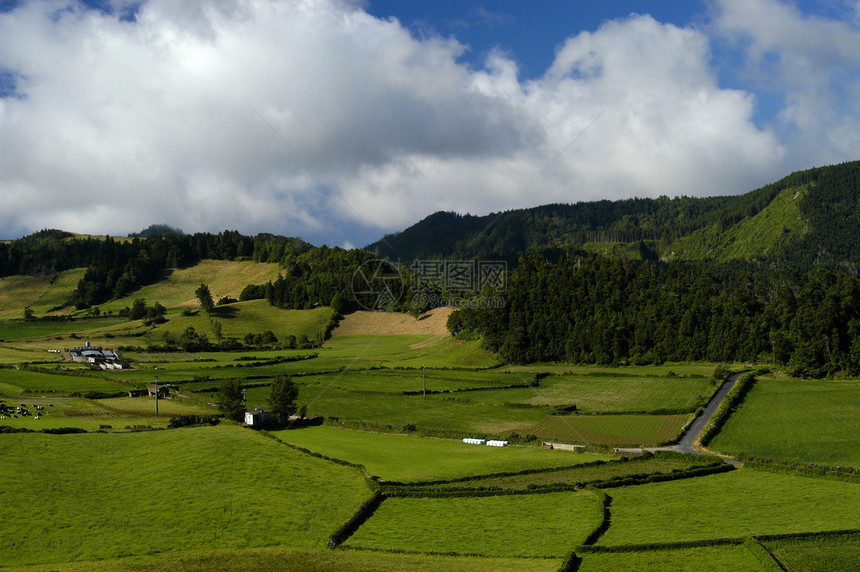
<box><xmin>0</xmin><ymin>0</ymin><xmax>844</xmax><ymax>246</ymax></box>
<box><xmin>711</xmin><ymin>0</ymin><xmax>860</xmax><ymax>164</ymax></box>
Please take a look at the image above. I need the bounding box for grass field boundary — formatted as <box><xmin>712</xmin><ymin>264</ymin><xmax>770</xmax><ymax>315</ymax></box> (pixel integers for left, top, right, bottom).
<box><xmin>580</xmin><ymin>487</ymin><xmax>611</xmax><ymax>546</ymax></box>
<box><xmin>327</xmin><ymin>492</ymin><xmax>385</xmax><ymax>549</ymax></box>
<box><xmin>577</xmin><ymin>528</ymin><xmax>860</xmax><ymax>554</ymax></box>
<box><xmin>698</xmin><ymin>372</ymin><xmax>757</xmax><ymax>447</ymax></box>
<box><xmin>742</xmin><ymin>537</ymin><xmax>784</xmax><ymax>571</ymax></box>
<box><xmin>587</xmin><ymin>462</ymin><xmax>734</xmax><ymax>490</ymax></box>
<box><xmin>578</xmin><ymin>537</ymin><xmax>744</xmax><ymax>553</ymax></box>
<box><xmin>379</xmin><ymin>457</ymin><xmax>630</xmax><ymax>487</ymax></box>
<box><xmin>334</xmin><ymin>542</ymin><xmax>562</xmax><ymax>561</ymax></box>
<box><xmin>257</xmin><ymin>429</ymin><xmax>375</xmax><ymax>476</ymax></box>
<box><xmin>382</xmin><ymin>459</ymin><xmax>732</xmax><ymax>497</ymax></box>
<box><xmin>753</xmin><ymin>527</ymin><xmax>860</xmax><ymax>543</ymax></box>
<box><xmin>741</xmin><ymin>456</ymin><xmax>860</xmax><ymax>482</ymax></box>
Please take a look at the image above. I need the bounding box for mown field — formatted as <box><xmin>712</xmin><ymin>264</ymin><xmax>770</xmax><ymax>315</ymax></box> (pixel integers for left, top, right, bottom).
<box><xmin>525</xmin><ymin>413</ymin><xmax>691</xmax><ymax>447</ymax></box>
<box><xmin>708</xmin><ymin>378</ymin><xmax>860</xmax><ymax>466</ymax></box>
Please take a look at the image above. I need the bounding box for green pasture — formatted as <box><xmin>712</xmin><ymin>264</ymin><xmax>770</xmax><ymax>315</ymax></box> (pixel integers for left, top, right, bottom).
<box><xmin>347</xmin><ymin>490</ymin><xmax>602</xmax><ymax>557</ymax></box>
<box><xmin>598</xmin><ymin>468</ymin><xmax>860</xmax><ymax>546</ymax></box>
<box><xmin>0</xmin><ymin>425</ymin><xmax>371</xmax><ymax>567</ymax></box>
<box><xmin>12</xmin><ymin>546</ymin><xmax>560</xmax><ymax>572</ymax></box>
<box><xmin>94</xmin><ymin>260</ymin><xmax>283</xmax><ymax>313</ymax></box>
<box><xmin>526</xmin><ymin>414</ymin><xmax>691</xmax><ymax>447</ymax></box>
<box><xmin>763</xmin><ymin>532</ymin><xmax>860</xmax><ymax>572</ymax></box>
<box><xmin>293</xmin><ymin>368</ymin><xmax>530</xmax><ymax>394</ymax></box>
<box><xmin>378</xmin><ymin>336</ymin><xmax>502</xmax><ymax>368</ymax></box>
<box><xmin>428</xmin><ymin>453</ymin><xmax>719</xmax><ymax>490</ymax></box>
<box><xmin>577</xmin><ymin>544</ymin><xmax>765</xmax><ymax>571</ymax></box>
<box><xmin>95</xmin><ymin>395</ymin><xmax>214</xmax><ymax>416</ymax></box>
<box><xmin>0</xmin><ymin>396</ymin><xmax>186</xmax><ymax>431</ymax></box>
<box><xmin>271</xmin><ymin>425</ymin><xmax>612</xmax><ymax>482</ymax></box>
<box><xmin>0</xmin><ymin>368</ymin><xmax>133</xmax><ymax>395</ymax></box>
<box><xmin>0</xmin><ymin>274</ymin><xmax>53</xmax><ymax>319</ymax></box>
<box><xmin>708</xmin><ymin>378</ymin><xmax>860</xmax><ymax>466</ymax></box>
<box><xmin>503</xmin><ymin>362</ymin><xmax>717</xmax><ymax>378</ymax></box>
<box><xmin>27</xmin><ymin>268</ymin><xmax>89</xmax><ymax>315</ymax></box>
<box><xmin>242</xmin><ymin>383</ymin><xmax>551</xmax><ymax>435</ymax></box>
<box><xmin>135</xmin><ymin>302</ymin><xmax>335</xmax><ymax>345</ymax></box>
<box><xmin>459</xmin><ymin>374</ymin><xmax>715</xmax><ymax>413</ymax></box>
<box><xmin>0</xmin><ymin>317</ymin><xmax>127</xmax><ymax>341</ymax></box>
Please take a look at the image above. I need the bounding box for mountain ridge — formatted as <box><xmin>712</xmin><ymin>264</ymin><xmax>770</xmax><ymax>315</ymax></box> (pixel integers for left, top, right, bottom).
<box><xmin>367</xmin><ymin>160</ymin><xmax>860</xmax><ymax>275</ymax></box>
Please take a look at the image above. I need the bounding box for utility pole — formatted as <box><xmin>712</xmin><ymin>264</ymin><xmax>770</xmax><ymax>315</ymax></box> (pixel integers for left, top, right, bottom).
<box><xmin>154</xmin><ymin>375</ymin><xmax>159</xmax><ymax>416</ymax></box>
<box><xmin>422</xmin><ymin>365</ymin><xmax>426</xmax><ymax>397</ymax></box>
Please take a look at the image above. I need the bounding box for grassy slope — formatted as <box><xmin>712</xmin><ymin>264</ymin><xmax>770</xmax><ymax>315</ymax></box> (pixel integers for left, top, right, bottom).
<box><xmin>667</xmin><ymin>185</ymin><xmax>807</xmax><ymax>262</ymax></box>
<box><xmin>598</xmin><ymin>468</ymin><xmax>860</xmax><ymax>546</ymax></box>
<box><xmin>577</xmin><ymin>544</ymin><xmax>765</xmax><ymax>571</ymax></box>
<box><xmin>11</xmin><ymin>546</ymin><xmax>560</xmax><ymax>572</ymax></box>
<box><xmin>137</xmin><ymin>301</ymin><xmax>335</xmax><ymax>343</ymax></box>
<box><xmin>347</xmin><ymin>490</ymin><xmax>602</xmax><ymax>557</ymax></box>
<box><xmin>97</xmin><ymin>260</ymin><xmax>283</xmax><ymax>312</ymax></box>
<box><xmin>708</xmin><ymin>378</ymin><xmax>860</xmax><ymax>466</ymax></box>
<box><xmin>0</xmin><ymin>425</ymin><xmax>371</xmax><ymax>567</ymax></box>
<box><xmin>271</xmin><ymin>425</ymin><xmax>612</xmax><ymax>482</ymax></box>
<box><xmin>0</xmin><ymin>275</ymin><xmax>53</xmax><ymax>319</ymax></box>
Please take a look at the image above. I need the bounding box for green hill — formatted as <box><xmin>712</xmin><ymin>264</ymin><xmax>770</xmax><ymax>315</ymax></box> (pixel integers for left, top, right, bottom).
<box><xmin>665</xmin><ymin>184</ymin><xmax>808</xmax><ymax>263</ymax></box>
<box><xmin>367</xmin><ymin>160</ymin><xmax>860</xmax><ymax>275</ymax></box>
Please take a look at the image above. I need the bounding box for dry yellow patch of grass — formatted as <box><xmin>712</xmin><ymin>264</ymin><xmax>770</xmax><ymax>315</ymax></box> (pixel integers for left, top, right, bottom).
<box><xmin>332</xmin><ymin>307</ymin><xmax>454</xmax><ymax>336</ymax></box>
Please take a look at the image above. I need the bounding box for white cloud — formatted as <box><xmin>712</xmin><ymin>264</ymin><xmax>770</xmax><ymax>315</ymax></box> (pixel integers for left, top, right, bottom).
<box><xmin>0</xmin><ymin>0</ymin><xmax>825</xmax><ymax>246</ymax></box>
<box><xmin>712</xmin><ymin>0</ymin><xmax>860</xmax><ymax>164</ymax></box>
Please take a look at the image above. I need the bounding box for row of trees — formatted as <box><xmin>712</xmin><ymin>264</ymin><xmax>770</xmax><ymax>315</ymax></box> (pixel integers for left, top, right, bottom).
<box><xmin>449</xmin><ymin>251</ymin><xmax>860</xmax><ymax>377</ymax></box>
<box><xmin>215</xmin><ymin>375</ymin><xmax>298</xmax><ymax>425</ymax></box>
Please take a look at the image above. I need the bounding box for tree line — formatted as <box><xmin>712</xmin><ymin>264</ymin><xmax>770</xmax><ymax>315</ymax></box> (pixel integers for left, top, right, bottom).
<box><xmin>448</xmin><ymin>251</ymin><xmax>860</xmax><ymax>377</ymax></box>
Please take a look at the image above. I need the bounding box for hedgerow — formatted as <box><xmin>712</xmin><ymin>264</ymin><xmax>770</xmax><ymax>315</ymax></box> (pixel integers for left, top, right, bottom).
<box><xmin>698</xmin><ymin>372</ymin><xmax>757</xmax><ymax>446</ymax></box>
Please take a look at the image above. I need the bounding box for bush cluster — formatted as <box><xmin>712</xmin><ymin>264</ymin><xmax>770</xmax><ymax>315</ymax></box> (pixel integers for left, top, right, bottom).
<box><xmin>167</xmin><ymin>414</ymin><xmax>221</xmax><ymax>428</ymax></box>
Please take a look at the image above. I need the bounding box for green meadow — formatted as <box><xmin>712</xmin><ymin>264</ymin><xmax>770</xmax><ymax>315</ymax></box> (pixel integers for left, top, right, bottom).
<box><xmin>576</xmin><ymin>544</ymin><xmax>767</xmax><ymax>571</ymax></box>
<box><xmin>271</xmin><ymin>425</ymin><xmax>611</xmax><ymax>482</ymax></box>
<box><xmin>763</xmin><ymin>532</ymin><xmax>860</xmax><ymax>572</ymax></box>
<box><xmin>708</xmin><ymin>378</ymin><xmax>860</xmax><ymax>466</ymax></box>
<box><xmin>346</xmin><ymin>490</ymin><xmax>603</xmax><ymax>557</ymax></box>
<box><xmin>598</xmin><ymin>468</ymin><xmax>860</xmax><ymax>546</ymax></box>
<box><xmin>0</xmin><ymin>425</ymin><xmax>371</xmax><ymax>567</ymax></box>
<box><xmin>425</xmin><ymin>453</ymin><xmax>720</xmax><ymax>490</ymax></box>
<box><xmin>1</xmin><ymin>262</ymin><xmax>859</xmax><ymax>570</ymax></box>
<box><xmin>7</xmin><ymin>546</ymin><xmax>561</xmax><ymax>572</ymax></box>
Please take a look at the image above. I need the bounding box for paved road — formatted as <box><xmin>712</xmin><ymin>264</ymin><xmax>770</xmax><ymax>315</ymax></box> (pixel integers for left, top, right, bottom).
<box><xmin>672</xmin><ymin>371</ymin><xmax>743</xmax><ymax>454</ymax></box>
<box><xmin>614</xmin><ymin>371</ymin><xmax>747</xmax><ymax>464</ymax></box>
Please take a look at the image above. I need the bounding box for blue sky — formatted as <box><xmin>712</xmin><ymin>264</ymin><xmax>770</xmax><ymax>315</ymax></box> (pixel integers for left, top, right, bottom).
<box><xmin>1</xmin><ymin>0</ymin><xmax>860</xmax><ymax>247</ymax></box>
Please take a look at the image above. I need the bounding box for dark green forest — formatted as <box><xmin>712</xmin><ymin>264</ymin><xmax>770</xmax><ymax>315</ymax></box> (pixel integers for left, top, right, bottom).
<box><xmin>448</xmin><ymin>251</ymin><xmax>860</xmax><ymax>377</ymax></box>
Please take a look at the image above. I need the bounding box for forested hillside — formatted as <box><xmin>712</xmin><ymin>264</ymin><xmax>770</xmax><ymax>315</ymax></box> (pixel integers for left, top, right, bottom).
<box><xmin>369</xmin><ymin>160</ymin><xmax>860</xmax><ymax>275</ymax></box>
<box><xmin>448</xmin><ymin>251</ymin><xmax>860</xmax><ymax>377</ymax></box>
<box><xmin>0</xmin><ymin>230</ymin><xmax>362</xmax><ymax>311</ymax></box>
